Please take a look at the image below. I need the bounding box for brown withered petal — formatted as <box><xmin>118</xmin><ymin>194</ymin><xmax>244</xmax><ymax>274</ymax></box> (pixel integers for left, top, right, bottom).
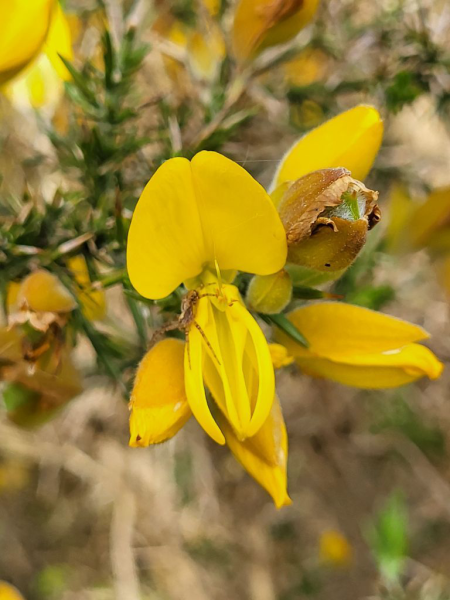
<box><xmin>277</xmin><ymin>168</ymin><xmax>379</xmax><ymax>245</ymax></box>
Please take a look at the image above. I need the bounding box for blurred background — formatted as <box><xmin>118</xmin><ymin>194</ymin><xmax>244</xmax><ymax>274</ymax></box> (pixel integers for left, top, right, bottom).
<box><xmin>1</xmin><ymin>0</ymin><xmax>450</xmax><ymax>598</ymax></box>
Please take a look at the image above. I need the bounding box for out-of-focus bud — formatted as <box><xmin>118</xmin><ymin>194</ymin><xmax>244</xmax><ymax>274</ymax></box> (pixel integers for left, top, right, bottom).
<box><xmin>247</xmin><ymin>270</ymin><xmax>292</xmax><ymax>314</ymax></box>
<box><xmin>277</xmin><ymin>168</ymin><xmax>380</xmax><ymax>285</ymax></box>
<box><xmin>232</xmin><ymin>0</ymin><xmax>320</xmax><ymax>65</ymax></box>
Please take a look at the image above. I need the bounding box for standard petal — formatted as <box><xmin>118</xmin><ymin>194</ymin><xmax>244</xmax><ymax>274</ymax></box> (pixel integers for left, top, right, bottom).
<box><xmin>0</xmin><ymin>0</ymin><xmax>54</xmax><ymax>85</ymax></box>
<box><xmin>220</xmin><ymin>397</ymin><xmax>291</xmax><ymax>508</ymax></box>
<box><xmin>295</xmin><ymin>343</ymin><xmax>443</xmax><ymax>389</ymax></box>
<box><xmin>279</xmin><ymin>302</ymin><xmax>430</xmax><ymax>359</ymax></box>
<box><xmin>272</xmin><ymin>106</ymin><xmax>383</xmax><ymax>188</ymax></box>
<box><xmin>129</xmin><ymin>339</ymin><xmax>192</xmax><ymax>447</ymax></box>
<box><xmin>127</xmin><ymin>152</ymin><xmax>287</xmax><ymax>300</ymax></box>
<box><xmin>191</xmin><ymin>152</ymin><xmax>287</xmax><ymax>276</ymax></box>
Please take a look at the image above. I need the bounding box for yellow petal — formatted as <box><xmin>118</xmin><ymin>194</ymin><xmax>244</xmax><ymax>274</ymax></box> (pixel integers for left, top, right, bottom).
<box><xmin>294</xmin><ymin>343</ymin><xmax>443</xmax><ymax>389</ymax></box>
<box><xmin>129</xmin><ymin>339</ymin><xmax>192</xmax><ymax>447</ymax></box>
<box><xmin>44</xmin><ymin>1</ymin><xmax>73</xmax><ymax>80</ymax></box>
<box><xmin>0</xmin><ymin>0</ymin><xmax>55</xmax><ymax>85</ymax></box>
<box><xmin>279</xmin><ymin>302</ymin><xmax>430</xmax><ymax>359</ymax></box>
<box><xmin>273</xmin><ymin>106</ymin><xmax>383</xmax><ymax>188</ymax></box>
<box><xmin>220</xmin><ymin>397</ymin><xmax>291</xmax><ymax>508</ymax></box>
<box><xmin>17</xmin><ymin>269</ymin><xmax>77</xmax><ymax>313</ymax></box>
<box><xmin>67</xmin><ymin>255</ymin><xmax>106</xmax><ymax>321</ymax></box>
<box><xmin>232</xmin><ymin>0</ymin><xmax>320</xmax><ymax>64</ymax></box>
<box><xmin>0</xmin><ymin>582</ymin><xmax>25</xmax><ymax>600</ymax></box>
<box><xmin>127</xmin><ymin>151</ymin><xmax>287</xmax><ymax>299</ymax></box>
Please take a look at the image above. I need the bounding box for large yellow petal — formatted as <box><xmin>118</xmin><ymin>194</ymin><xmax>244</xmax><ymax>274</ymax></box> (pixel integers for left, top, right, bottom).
<box><xmin>220</xmin><ymin>397</ymin><xmax>291</xmax><ymax>508</ymax></box>
<box><xmin>129</xmin><ymin>339</ymin><xmax>192</xmax><ymax>447</ymax></box>
<box><xmin>295</xmin><ymin>343</ymin><xmax>443</xmax><ymax>389</ymax></box>
<box><xmin>232</xmin><ymin>0</ymin><xmax>320</xmax><ymax>64</ymax></box>
<box><xmin>272</xmin><ymin>106</ymin><xmax>383</xmax><ymax>188</ymax></box>
<box><xmin>0</xmin><ymin>0</ymin><xmax>55</xmax><ymax>85</ymax></box>
<box><xmin>44</xmin><ymin>1</ymin><xmax>73</xmax><ymax>80</ymax></box>
<box><xmin>278</xmin><ymin>302</ymin><xmax>429</xmax><ymax>359</ymax></box>
<box><xmin>127</xmin><ymin>152</ymin><xmax>287</xmax><ymax>299</ymax></box>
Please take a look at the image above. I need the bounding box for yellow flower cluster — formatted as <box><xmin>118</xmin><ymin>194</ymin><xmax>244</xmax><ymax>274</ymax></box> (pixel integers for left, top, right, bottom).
<box><xmin>127</xmin><ymin>106</ymin><xmax>443</xmax><ymax>507</ymax></box>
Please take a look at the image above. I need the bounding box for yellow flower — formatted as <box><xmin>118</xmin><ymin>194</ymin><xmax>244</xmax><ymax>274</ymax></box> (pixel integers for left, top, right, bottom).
<box><xmin>128</xmin><ymin>151</ymin><xmax>286</xmax><ymax>444</ymax></box>
<box><xmin>127</xmin><ymin>151</ymin><xmax>289</xmax><ymax>504</ymax></box>
<box><xmin>232</xmin><ymin>0</ymin><xmax>320</xmax><ymax>65</ymax></box>
<box><xmin>276</xmin><ymin>303</ymin><xmax>443</xmax><ymax>388</ymax></box>
<box><xmin>1</xmin><ymin>1</ymin><xmax>73</xmax><ymax>110</ymax></box>
<box><xmin>0</xmin><ymin>582</ymin><xmax>25</xmax><ymax>600</ymax></box>
<box><xmin>319</xmin><ymin>530</ymin><xmax>352</xmax><ymax>567</ymax></box>
<box><xmin>129</xmin><ymin>339</ymin><xmax>290</xmax><ymax>507</ymax></box>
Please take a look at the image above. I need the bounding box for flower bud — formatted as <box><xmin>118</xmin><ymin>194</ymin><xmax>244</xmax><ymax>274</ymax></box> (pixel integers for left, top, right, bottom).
<box><xmin>277</xmin><ymin>168</ymin><xmax>380</xmax><ymax>284</ymax></box>
<box><xmin>246</xmin><ymin>270</ymin><xmax>292</xmax><ymax>314</ymax></box>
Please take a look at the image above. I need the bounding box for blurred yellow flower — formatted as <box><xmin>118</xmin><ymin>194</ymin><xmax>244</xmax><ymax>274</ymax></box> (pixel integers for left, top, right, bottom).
<box><xmin>67</xmin><ymin>255</ymin><xmax>107</xmax><ymax>321</ymax></box>
<box><xmin>276</xmin><ymin>303</ymin><xmax>443</xmax><ymax>388</ymax></box>
<box><xmin>232</xmin><ymin>0</ymin><xmax>320</xmax><ymax>64</ymax></box>
<box><xmin>319</xmin><ymin>530</ymin><xmax>352</xmax><ymax>567</ymax></box>
<box><xmin>1</xmin><ymin>1</ymin><xmax>73</xmax><ymax>110</ymax></box>
<box><xmin>0</xmin><ymin>582</ymin><xmax>25</xmax><ymax>600</ymax></box>
<box><xmin>154</xmin><ymin>12</ymin><xmax>225</xmax><ymax>85</ymax></box>
<box><xmin>0</xmin><ymin>0</ymin><xmax>55</xmax><ymax>85</ymax></box>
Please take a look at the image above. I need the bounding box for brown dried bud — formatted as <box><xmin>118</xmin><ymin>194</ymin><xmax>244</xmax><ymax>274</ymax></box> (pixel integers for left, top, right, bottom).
<box><xmin>277</xmin><ymin>168</ymin><xmax>380</xmax><ymax>280</ymax></box>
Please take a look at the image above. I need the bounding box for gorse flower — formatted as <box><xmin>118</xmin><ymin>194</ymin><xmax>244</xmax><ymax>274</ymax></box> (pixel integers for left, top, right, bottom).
<box><xmin>127</xmin><ymin>151</ymin><xmax>290</xmax><ymax>505</ymax></box>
